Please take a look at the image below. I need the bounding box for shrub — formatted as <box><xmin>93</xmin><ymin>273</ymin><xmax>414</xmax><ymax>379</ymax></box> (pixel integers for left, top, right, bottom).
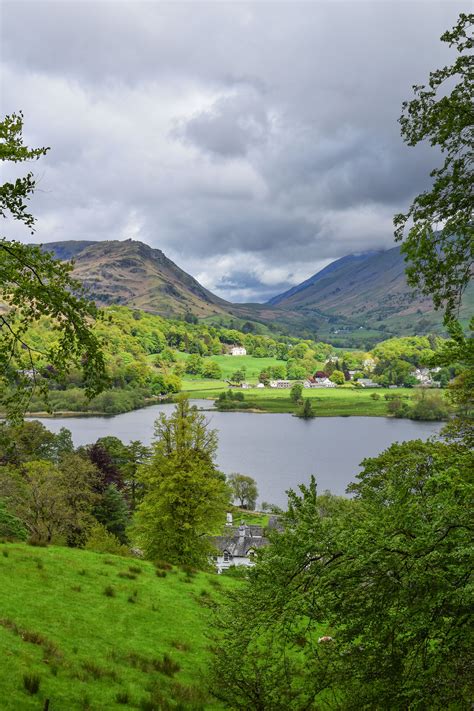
<box><xmin>23</xmin><ymin>673</ymin><xmax>40</xmax><ymax>695</ymax></box>
<box><xmin>103</xmin><ymin>585</ymin><xmax>116</xmax><ymax>597</ymax></box>
<box><xmin>387</xmin><ymin>398</ymin><xmax>410</xmax><ymax>417</ymax></box>
<box><xmin>118</xmin><ymin>571</ymin><xmax>137</xmax><ymax>580</ymax></box>
<box><xmin>154</xmin><ymin>559</ymin><xmax>172</xmax><ymax>571</ymax></box>
<box><xmin>0</xmin><ymin>501</ymin><xmax>27</xmax><ymax>541</ymax></box>
<box><xmin>155</xmin><ymin>570</ymin><xmax>167</xmax><ymax>578</ymax></box>
<box><xmin>411</xmin><ymin>390</ymin><xmax>449</xmax><ymax>420</ymax></box>
<box><xmin>85</xmin><ymin>524</ymin><xmax>129</xmax><ymax>556</ymax></box>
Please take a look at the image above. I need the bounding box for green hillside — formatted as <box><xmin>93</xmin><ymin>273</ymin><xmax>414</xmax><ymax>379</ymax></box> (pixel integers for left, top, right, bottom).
<box><xmin>0</xmin><ymin>543</ymin><xmax>238</xmax><ymax>710</ymax></box>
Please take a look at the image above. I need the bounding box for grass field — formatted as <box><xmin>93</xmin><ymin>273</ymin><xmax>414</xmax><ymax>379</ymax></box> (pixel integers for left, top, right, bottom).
<box><xmin>0</xmin><ymin>544</ymin><xmax>239</xmax><ymax>710</ymax></box>
<box><xmin>175</xmin><ymin>353</ymin><xmax>291</xmax><ymax>380</ymax></box>
<box><xmin>180</xmin><ymin>382</ymin><xmax>430</xmax><ymax>417</ymax></box>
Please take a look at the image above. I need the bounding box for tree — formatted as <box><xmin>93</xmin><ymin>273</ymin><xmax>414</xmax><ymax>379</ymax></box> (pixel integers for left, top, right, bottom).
<box><xmin>329</xmin><ymin>369</ymin><xmax>345</xmax><ymax>385</ymax></box>
<box><xmin>229</xmin><ymin>369</ymin><xmax>245</xmax><ymax>384</ymax></box>
<box><xmin>0</xmin><ymin>112</ymin><xmax>106</xmax><ymax>419</ymax></box>
<box><xmin>135</xmin><ymin>396</ymin><xmax>230</xmax><ymax>567</ymax></box>
<box><xmin>201</xmin><ymin>360</ymin><xmax>222</xmax><ymax>379</ymax></box>
<box><xmin>185</xmin><ymin>353</ymin><xmax>203</xmax><ymax>375</ymax></box>
<box><xmin>296</xmin><ymin>398</ymin><xmax>314</xmax><ymax>419</ymax></box>
<box><xmin>290</xmin><ymin>382</ymin><xmax>303</xmax><ymax>403</ymax></box>
<box><xmin>93</xmin><ymin>484</ymin><xmax>129</xmax><ymax>543</ymax></box>
<box><xmin>228</xmin><ymin>474</ymin><xmax>258</xmax><ymax>510</ymax></box>
<box><xmin>0</xmin><ymin>499</ymin><xmax>27</xmax><ymax>540</ymax></box>
<box><xmin>394</xmin><ymin>14</ymin><xmax>473</xmax><ymax>320</ymax></box>
<box><xmin>212</xmin><ymin>441</ymin><xmax>474</xmax><ymax>707</ymax></box>
<box><xmin>122</xmin><ymin>440</ymin><xmax>151</xmax><ymax>511</ymax></box>
<box><xmin>1</xmin><ymin>455</ymin><xmax>98</xmax><ymax>545</ymax></box>
<box><xmin>0</xmin><ymin>420</ymin><xmax>73</xmax><ymax>466</ymax></box>
<box><xmin>410</xmin><ymin>388</ymin><xmax>449</xmax><ymax>421</ymax></box>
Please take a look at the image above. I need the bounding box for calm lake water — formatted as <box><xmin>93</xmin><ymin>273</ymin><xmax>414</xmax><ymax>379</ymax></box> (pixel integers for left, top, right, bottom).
<box><xmin>33</xmin><ymin>402</ymin><xmax>442</xmax><ymax>508</ymax></box>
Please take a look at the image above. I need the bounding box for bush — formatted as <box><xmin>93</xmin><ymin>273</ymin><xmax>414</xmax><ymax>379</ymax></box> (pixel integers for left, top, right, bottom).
<box><xmin>0</xmin><ymin>501</ymin><xmax>27</xmax><ymax>541</ymax></box>
<box><xmin>387</xmin><ymin>398</ymin><xmax>410</xmax><ymax>418</ymax></box>
<box><xmin>410</xmin><ymin>391</ymin><xmax>449</xmax><ymax>420</ymax></box>
<box><xmin>85</xmin><ymin>524</ymin><xmax>129</xmax><ymax>556</ymax></box>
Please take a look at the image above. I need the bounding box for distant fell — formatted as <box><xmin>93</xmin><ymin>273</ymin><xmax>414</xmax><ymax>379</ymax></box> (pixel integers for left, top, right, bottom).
<box><xmin>268</xmin><ymin>251</ymin><xmax>379</xmax><ymax>305</ymax></box>
<box><xmin>268</xmin><ymin>246</ymin><xmax>473</xmax><ymax>333</ymax></box>
<box><xmin>43</xmin><ymin>239</ymin><xmax>230</xmax><ymax>318</ymax></box>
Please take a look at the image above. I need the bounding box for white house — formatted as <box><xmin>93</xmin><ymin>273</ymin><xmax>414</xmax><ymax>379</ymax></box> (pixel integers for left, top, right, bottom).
<box><xmin>304</xmin><ymin>378</ymin><xmax>336</xmax><ymax>388</ymax></box>
<box><xmin>358</xmin><ymin>378</ymin><xmax>381</xmax><ymax>388</ymax></box>
<box><xmin>411</xmin><ymin>368</ymin><xmax>441</xmax><ymax>387</ymax></box>
<box><xmin>269</xmin><ymin>379</ymin><xmax>293</xmax><ymax>388</ymax></box>
<box><xmin>230</xmin><ymin>346</ymin><xmax>247</xmax><ymax>356</ymax></box>
<box><xmin>213</xmin><ymin>521</ymin><xmax>269</xmax><ymax>573</ymax></box>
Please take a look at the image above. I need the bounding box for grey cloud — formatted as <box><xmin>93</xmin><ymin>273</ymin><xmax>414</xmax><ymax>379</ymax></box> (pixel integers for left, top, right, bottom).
<box><xmin>1</xmin><ymin>1</ymin><xmax>466</xmax><ymax>301</ymax></box>
<box><xmin>174</xmin><ymin>88</ymin><xmax>271</xmax><ymax>158</ymax></box>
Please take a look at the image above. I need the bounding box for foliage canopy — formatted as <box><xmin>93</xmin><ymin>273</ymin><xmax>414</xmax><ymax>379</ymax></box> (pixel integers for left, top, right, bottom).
<box><xmin>394</xmin><ymin>13</ymin><xmax>473</xmax><ymax>320</ymax></box>
<box><xmin>0</xmin><ymin>112</ymin><xmax>106</xmax><ymax>419</ymax></box>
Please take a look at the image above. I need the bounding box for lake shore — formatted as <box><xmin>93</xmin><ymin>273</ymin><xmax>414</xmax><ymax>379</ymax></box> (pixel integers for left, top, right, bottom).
<box><xmin>10</xmin><ymin>383</ymin><xmax>449</xmax><ymax>420</ymax></box>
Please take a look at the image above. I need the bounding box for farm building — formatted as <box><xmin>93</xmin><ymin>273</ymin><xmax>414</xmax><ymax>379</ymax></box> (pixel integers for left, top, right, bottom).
<box><xmin>229</xmin><ymin>346</ymin><xmax>247</xmax><ymax>356</ymax></box>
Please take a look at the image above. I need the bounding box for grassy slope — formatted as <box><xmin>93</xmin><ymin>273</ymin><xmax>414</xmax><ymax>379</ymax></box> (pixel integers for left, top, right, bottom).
<box><xmin>175</xmin><ymin>353</ymin><xmax>291</xmax><ymax>380</ymax></box>
<box><xmin>0</xmin><ymin>544</ymin><xmax>239</xmax><ymax>710</ymax></box>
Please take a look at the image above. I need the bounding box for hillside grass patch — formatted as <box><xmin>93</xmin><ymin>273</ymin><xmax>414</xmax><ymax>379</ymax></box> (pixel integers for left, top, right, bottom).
<box><xmin>0</xmin><ymin>543</ymin><xmax>239</xmax><ymax>710</ymax></box>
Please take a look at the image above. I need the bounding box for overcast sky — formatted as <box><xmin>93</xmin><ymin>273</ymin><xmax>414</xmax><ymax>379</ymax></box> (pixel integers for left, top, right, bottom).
<box><xmin>1</xmin><ymin>1</ymin><xmax>464</xmax><ymax>302</ymax></box>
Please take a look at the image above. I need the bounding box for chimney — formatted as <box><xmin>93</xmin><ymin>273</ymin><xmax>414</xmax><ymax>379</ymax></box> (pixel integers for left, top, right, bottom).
<box><xmin>239</xmin><ymin>522</ymin><xmax>246</xmax><ymax>539</ymax></box>
<box><xmin>226</xmin><ymin>512</ymin><xmax>233</xmax><ymax>527</ymax></box>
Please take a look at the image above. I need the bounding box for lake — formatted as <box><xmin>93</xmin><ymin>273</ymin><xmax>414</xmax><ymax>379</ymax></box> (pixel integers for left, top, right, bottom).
<box><xmin>33</xmin><ymin>403</ymin><xmax>443</xmax><ymax>508</ymax></box>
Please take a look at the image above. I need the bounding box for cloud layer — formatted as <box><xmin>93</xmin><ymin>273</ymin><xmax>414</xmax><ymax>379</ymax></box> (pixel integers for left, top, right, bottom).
<box><xmin>1</xmin><ymin>1</ymin><xmax>464</xmax><ymax>301</ymax></box>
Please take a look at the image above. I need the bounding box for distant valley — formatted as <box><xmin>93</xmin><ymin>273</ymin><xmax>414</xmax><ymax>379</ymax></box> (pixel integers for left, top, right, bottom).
<box><xmin>42</xmin><ymin>239</ymin><xmax>472</xmax><ymax>346</ymax></box>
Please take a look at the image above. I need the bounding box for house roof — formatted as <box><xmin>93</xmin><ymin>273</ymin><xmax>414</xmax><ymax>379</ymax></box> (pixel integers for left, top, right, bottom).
<box><xmin>213</xmin><ymin>523</ymin><xmax>270</xmax><ymax>557</ymax></box>
<box><xmin>213</xmin><ymin>534</ymin><xmax>269</xmax><ymax>557</ymax></box>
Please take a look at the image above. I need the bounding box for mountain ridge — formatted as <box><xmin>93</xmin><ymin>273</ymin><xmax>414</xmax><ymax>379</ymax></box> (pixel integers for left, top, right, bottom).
<box><xmin>39</xmin><ymin>238</ymin><xmax>472</xmax><ymax>342</ymax></box>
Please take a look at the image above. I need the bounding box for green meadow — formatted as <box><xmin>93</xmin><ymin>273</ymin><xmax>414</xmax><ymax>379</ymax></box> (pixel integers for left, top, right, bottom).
<box><xmin>175</xmin><ymin>352</ymin><xmax>291</xmax><ymax>380</ymax></box>
<box><xmin>180</xmin><ymin>381</ymin><xmax>426</xmax><ymax>417</ymax></box>
<box><xmin>0</xmin><ymin>544</ymin><xmax>239</xmax><ymax>710</ymax></box>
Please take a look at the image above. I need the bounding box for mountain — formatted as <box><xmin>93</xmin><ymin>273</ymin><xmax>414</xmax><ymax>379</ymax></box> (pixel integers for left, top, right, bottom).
<box><xmin>267</xmin><ymin>246</ymin><xmax>473</xmax><ymax>334</ymax></box>
<box><xmin>43</xmin><ymin>239</ymin><xmax>231</xmax><ymax>318</ymax></box>
<box><xmin>268</xmin><ymin>252</ymin><xmax>378</xmax><ymax>305</ymax></box>
<box><xmin>40</xmin><ymin>238</ymin><xmax>471</xmax><ymax>344</ymax></box>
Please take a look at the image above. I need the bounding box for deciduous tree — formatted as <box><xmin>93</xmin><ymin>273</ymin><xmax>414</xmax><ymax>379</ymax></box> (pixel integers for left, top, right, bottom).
<box><xmin>0</xmin><ymin>112</ymin><xmax>106</xmax><ymax>419</ymax></box>
<box><xmin>228</xmin><ymin>474</ymin><xmax>258</xmax><ymax>510</ymax></box>
<box><xmin>394</xmin><ymin>13</ymin><xmax>473</xmax><ymax>319</ymax></box>
<box><xmin>135</xmin><ymin>396</ymin><xmax>229</xmax><ymax>567</ymax></box>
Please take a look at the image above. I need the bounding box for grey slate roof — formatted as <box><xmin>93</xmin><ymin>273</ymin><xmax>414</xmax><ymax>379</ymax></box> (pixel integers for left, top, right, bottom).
<box><xmin>213</xmin><ymin>523</ymin><xmax>270</xmax><ymax>557</ymax></box>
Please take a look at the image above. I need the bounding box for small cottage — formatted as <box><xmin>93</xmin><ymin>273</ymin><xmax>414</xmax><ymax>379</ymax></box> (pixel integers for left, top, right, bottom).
<box><xmin>269</xmin><ymin>379</ymin><xmax>293</xmax><ymax>388</ymax></box>
<box><xmin>230</xmin><ymin>346</ymin><xmax>247</xmax><ymax>356</ymax></box>
<box><xmin>213</xmin><ymin>518</ymin><xmax>270</xmax><ymax>573</ymax></box>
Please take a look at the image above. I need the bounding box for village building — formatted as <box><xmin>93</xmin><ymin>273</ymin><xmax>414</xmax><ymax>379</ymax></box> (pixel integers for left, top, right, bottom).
<box><xmin>213</xmin><ymin>516</ymin><xmax>270</xmax><ymax>573</ymax></box>
<box><xmin>304</xmin><ymin>378</ymin><xmax>336</xmax><ymax>388</ymax></box>
<box><xmin>358</xmin><ymin>378</ymin><xmax>381</xmax><ymax>388</ymax></box>
<box><xmin>269</xmin><ymin>379</ymin><xmax>293</xmax><ymax>388</ymax></box>
<box><xmin>229</xmin><ymin>345</ymin><xmax>247</xmax><ymax>356</ymax></box>
<box><xmin>411</xmin><ymin>367</ymin><xmax>441</xmax><ymax>387</ymax></box>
